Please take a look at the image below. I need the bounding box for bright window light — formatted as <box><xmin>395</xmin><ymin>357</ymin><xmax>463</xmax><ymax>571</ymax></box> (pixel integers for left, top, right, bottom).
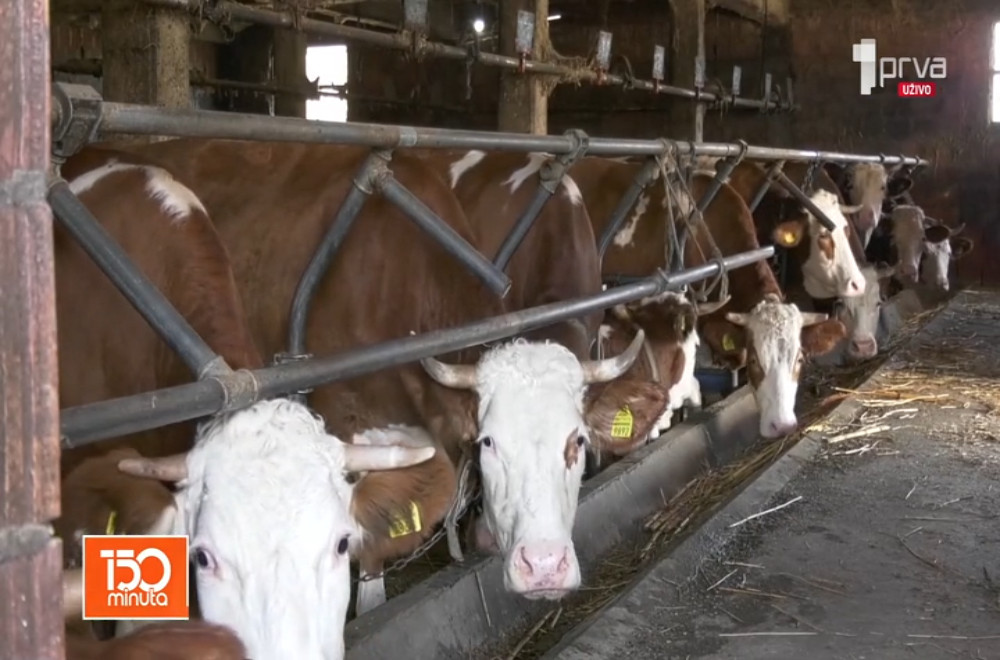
<box><xmin>305</xmin><ymin>45</ymin><xmax>348</xmax><ymax>123</ymax></box>
<box><xmin>991</xmin><ymin>22</ymin><xmax>1000</xmax><ymax>122</ymax></box>
<box><xmin>473</xmin><ymin>18</ymin><xmax>485</xmax><ymax>34</ymax></box>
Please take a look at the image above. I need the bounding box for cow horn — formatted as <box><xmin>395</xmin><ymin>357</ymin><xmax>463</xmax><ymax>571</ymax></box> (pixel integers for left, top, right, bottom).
<box><xmin>695</xmin><ymin>296</ymin><xmax>731</xmax><ymax>316</ymax></box>
<box><xmin>343</xmin><ymin>443</ymin><xmax>436</xmax><ymax>473</ymax></box>
<box><xmin>839</xmin><ymin>204</ymin><xmax>864</xmax><ymax>215</ymax></box>
<box><xmin>949</xmin><ymin>222</ymin><xmax>965</xmax><ymax>236</ymax></box>
<box><xmin>117</xmin><ymin>453</ymin><xmax>188</xmax><ymax>482</ymax></box>
<box><xmin>420</xmin><ymin>357</ymin><xmax>478</xmax><ymax>390</ymax></box>
<box><xmin>580</xmin><ymin>327</ymin><xmax>645</xmax><ymax>384</ymax></box>
<box><xmin>63</xmin><ymin>568</ymin><xmax>83</xmax><ymax>620</ymax></box>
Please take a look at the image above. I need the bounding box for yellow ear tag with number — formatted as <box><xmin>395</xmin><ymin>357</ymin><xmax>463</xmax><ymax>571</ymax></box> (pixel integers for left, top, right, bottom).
<box><xmin>389</xmin><ymin>501</ymin><xmax>423</xmax><ymax>539</ymax></box>
<box><xmin>722</xmin><ymin>333</ymin><xmax>736</xmax><ymax>352</ymax></box>
<box><xmin>611</xmin><ymin>406</ymin><xmax>634</xmax><ymax>439</ymax></box>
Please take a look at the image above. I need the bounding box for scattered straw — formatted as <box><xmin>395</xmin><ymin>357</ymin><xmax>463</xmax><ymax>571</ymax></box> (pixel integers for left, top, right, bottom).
<box><xmin>728</xmin><ymin>495</ymin><xmax>804</xmax><ymax>529</ymax></box>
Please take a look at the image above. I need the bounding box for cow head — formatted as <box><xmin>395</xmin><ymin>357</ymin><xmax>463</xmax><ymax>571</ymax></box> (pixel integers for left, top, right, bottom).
<box><xmin>702</xmin><ymin>294</ymin><xmax>846</xmax><ymax>438</ymax></box>
<box><xmin>106</xmin><ymin>398</ymin><xmax>436</xmax><ymax>660</ymax></box>
<box><xmin>771</xmin><ymin>189</ymin><xmax>867</xmax><ymax>299</ymax></box>
<box><xmin>826</xmin><ymin>163</ymin><xmax>912</xmax><ymax>245</ymax></box>
<box><xmin>922</xmin><ymin>222</ymin><xmax>972</xmax><ymax>292</ymax></box>
<box><xmin>835</xmin><ymin>263</ymin><xmax>896</xmax><ymax>362</ymax></box>
<box><xmin>420</xmin><ymin>331</ymin><xmax>644</xmax><ymax>600</ymax></box>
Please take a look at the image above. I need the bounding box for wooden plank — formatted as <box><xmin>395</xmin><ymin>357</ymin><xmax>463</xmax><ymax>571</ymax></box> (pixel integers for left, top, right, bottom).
<box><xmin>0</xmin><ymin>0</ymin><xmax>63</xmax><ymax>655</ymax></box>
<box><xmin>497</xmin><ymin>0</ymin><xmax>549</xmax><ymax>135</ymax></box>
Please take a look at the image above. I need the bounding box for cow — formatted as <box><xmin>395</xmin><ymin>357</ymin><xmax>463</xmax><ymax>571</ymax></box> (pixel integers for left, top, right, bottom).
<box><xmin>54</xmin><ymin>148</ymin><xmax>448</xmax><ymax>658</ymax></box>
<box><xmin>104</xmin><ymin>138</ymin><xmax>645</xmax><ymax>616</ymax></box>
<box><xmin>64</xmin><ymin>620</ymin><xmax>248</xmax><ymax>660</ymax></box>
<box><xmin>824</xmin><ymin>161</ymin><xmax>913</xmax><ymax>247</ymax></box>
<box><xmin>416</xmin><ymin>148</ymin><xmax>673</xmax><ymax>462</ymax></box>
<box><xmin>830</xmin><ymin>262</ymin><xmax>898</xmax><ymax>363</ymax></box>
<box><xmin>890</xmin><ymin>205</ymin><xmax>973</xmax><ymax>291</ymax></box>
<box><xmin>567</xmin><ymin>156</ymin><xmax>847</xmax><ymax>438</ymax></box>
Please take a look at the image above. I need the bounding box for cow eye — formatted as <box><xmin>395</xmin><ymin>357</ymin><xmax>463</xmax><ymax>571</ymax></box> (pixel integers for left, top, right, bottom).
<box><xmin>576</xmin><ymin>435</ymin><xmax>586</xmax><ymax>448</ymax></box>
<box><xmin>336</xmin><ymin>535</ymin><xmax>350</xmax><ymax>556</ymax></box>
<box><xmin>479</xmin><ymin>436</ymin><xmax>493</xmax><ymax>448</ymax></box>
<box><xmin>193</xmin><ymin>547</ymin><xmax>215</xmax><ymax>571</ymax></box>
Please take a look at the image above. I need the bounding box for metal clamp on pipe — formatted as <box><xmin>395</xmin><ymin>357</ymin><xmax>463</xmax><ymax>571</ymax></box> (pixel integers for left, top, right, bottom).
<box><xmin>47</xmin><ymin>178</ymin><xmax>232</xmax><ymax>380</ymax></box>
<box><xmin>493</xmin><ymin>128</ymin><xmax>591</xmax><ymax>271</ymax></box>
<box><xmin>51</xmin><ymin>82</ymin><xmax>105</xmax><ymax>162</ymax></box>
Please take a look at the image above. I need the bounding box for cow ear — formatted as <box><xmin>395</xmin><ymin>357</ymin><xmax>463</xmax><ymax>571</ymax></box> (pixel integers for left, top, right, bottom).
<box><xmin>772</xmin><ymin>219</ymin><xmax>806</xmax><ymax>248</ymax></box>
<box><xmin>887</xmin><ymin>176</ymin><xmax>913</xmax><ymax>198</ymax></box>
<box><xmin>924</xmin><ymin>224</ymin><xmax>950</xmax><ymax>244</ymax></box>
<box><xmin>584</xmin><ymin>379</ymin><xmax>669</xmax><ymax>457</ymax></box>
<box><xmin>801</xmin><ymin>319</ymin><xmax>847</xmax><ymax>357</ymax></box>
<box><xmin>700</xmin><ymin>318</ymin><xmax>747</xmax><ymax>369</ymax></box>
<box><xmin>951</xmin><ymin>237</ymin><xmax>974</xmax><ymax>260</ymax></box>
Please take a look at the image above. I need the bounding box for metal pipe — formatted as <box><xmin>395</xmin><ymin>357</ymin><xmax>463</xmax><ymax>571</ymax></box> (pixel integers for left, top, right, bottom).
<box><xmin>60</xmin><ymin>246</ymin><xmax>774</xmax><ymax>446</ymax></box>
<box><xmin>74</xmin><ymin>95</ymin><xmax>928</xmax><ymax>165</ymax></box>
<box><xmin>773</xmin><ymin>171</ymin><xmax>838</xmax><ymax>232</ymax></box>
<box><xmin>671</xmin><ymin>154</ymin><xmax>744</xmax><ymax>271</ymax></box>
<box><xmin>286</xmin><ymin>151</ymin><xmax>385</xmax><ymax>360</ymax></box>
<box><xmin>376</xmin><ymin>174</ymin><xmax>512</xmax><ymax>297</ymax></box>
<box><xmin>747</xmin><ymin>160</ymin><xmax>785</xmax><ymax>213</ymax></box>
<box><xmin>597</xmin><ymin>158</ymin><xmax>660</xmax><ymax>261</ymax></box>
<box><xmin>47</xmin><ymin>180</ymin><xmax>229</xmax><ymax>379</ymax></box>
<box><xmin>493</xmin><ymin>185</ymin><xmax>553</xmax><ymax>272</ymax></box>
<box><xmin>141</xmin><ymin>0</ymin><xmax>784</xmax><ymax>112</ymax></box>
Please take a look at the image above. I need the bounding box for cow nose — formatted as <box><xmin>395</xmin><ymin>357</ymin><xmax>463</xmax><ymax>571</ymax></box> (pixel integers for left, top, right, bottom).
<box><xmin>764</xmin><ymin>419</ymin><xmax>797</xmax><ymax>438</ymax></box>
<box><xmin>849</xmin><ymin>336</ymin><xmax>877</xmax><ymax>358</ymax></box>
<box><xmin>846</xmin><ymin>276</ymin><xmax>865</xmax><ymax>296</ymax></box>
<box><xmin>512</xmin><ymin>542</ymin><xmax>574</xmax><ymax>595</ymax></box>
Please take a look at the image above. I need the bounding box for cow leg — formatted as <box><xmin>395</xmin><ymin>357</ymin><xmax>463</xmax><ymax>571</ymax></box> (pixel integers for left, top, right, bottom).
<box><xmin>356</xmin><ymin>559</ymin><xmax>387</xmax><ymax>616</ymax></box>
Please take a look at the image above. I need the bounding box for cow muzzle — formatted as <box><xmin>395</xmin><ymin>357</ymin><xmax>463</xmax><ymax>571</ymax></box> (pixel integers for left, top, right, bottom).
<box><xmin>505</xmin><ymin>539</ymin><xmax>580</xmax><ymax>600</ymax></box>
<box><xmin>848</xmin><ymin>334</ymin><xmax>878</xmax><ymax>361</ymax></box>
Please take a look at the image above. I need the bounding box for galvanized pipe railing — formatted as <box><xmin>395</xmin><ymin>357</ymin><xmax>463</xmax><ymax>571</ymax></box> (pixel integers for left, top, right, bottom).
<box><xmin>47</xmin><ymin>179</ymin><xmax>232</xmax><ymax>380</ymax></box>
<box><xmin>60</xmin><ymin>246</ymin><xmax>774</xmax><ymax>446</ymax></box>
<box><xmin>51</xmin><ymin>82</ymin><xmax>928</xmax><ymax>166</ymax></box>
<box><xmin>139</xmin><ymin>0</ymin><xmax>787</xmax><ymax>112</ymax></box>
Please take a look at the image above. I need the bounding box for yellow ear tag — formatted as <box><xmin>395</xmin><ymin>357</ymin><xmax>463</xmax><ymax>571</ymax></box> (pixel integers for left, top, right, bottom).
<box><xmin>388</xmin><ymin>501</ymin><xmax>423</xmax><ymax>539</ymax></box>
<box><xmin>611</xmin><ymin>406</ymin><xmax>634</xmax><ymax>439</ymax></box>
<box><xmin>722</xmin><ymin>333</ymin><xmax>736</xmax><ymax>352</ymax></box>
<box><xmin>781</xmin><ymin>230</ymin><xmax>797</xmax><ymax>246</ymax></box>
<box><xmin>105</xmin><ymin>510</ymin><xmax>118</xmax><ymax>536</ymax></box>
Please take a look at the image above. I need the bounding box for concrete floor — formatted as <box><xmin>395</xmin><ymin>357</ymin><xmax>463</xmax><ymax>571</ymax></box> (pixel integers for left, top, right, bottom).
<box><xmin>546</xmin><ymin>290</ymin><xmax>1000</xmax><ymax>660</ymax></box>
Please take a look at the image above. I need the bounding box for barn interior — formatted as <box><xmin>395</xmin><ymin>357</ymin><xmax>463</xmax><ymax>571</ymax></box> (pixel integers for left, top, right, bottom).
<box><xmin>3</xmin><ymin>0</ymin><xmax>1000</xmax><ymax>659</ymax></box>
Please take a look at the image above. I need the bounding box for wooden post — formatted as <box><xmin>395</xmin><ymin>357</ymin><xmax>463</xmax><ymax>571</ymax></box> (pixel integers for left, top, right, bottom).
<box><xmin>272</xmin><ymin>29</ymin><xmax>308</xmax><ymax>118</ymax></box>
<box><xmin>498</xmin><ymin>0</ymin><xmax>549</xmax><ymax>134</ymax></box>
<box><xmin>102</xmin><ymin>0</ymin><xmax>191</xmax><ymax>109</ymax></box>
<box><xmin>669</xmin><ymin>0</ymin><xmax>706</xmax><ymax>141</ymax></box>
<box><xmin>0</xmin><ymin>0</ymin><xmax>64</xmax><ymax>656</ymax></box>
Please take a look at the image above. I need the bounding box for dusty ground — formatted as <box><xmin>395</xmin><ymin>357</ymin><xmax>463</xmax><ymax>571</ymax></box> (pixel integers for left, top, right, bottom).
<box><xmin>542</xmin><ymin>290</ymin><xmax>1000</xmax><ymax>660</ymax></box>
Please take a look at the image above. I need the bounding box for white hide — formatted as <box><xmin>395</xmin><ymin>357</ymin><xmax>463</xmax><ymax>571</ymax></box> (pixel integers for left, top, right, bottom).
<box><xmin>500</xmin><ymin>152</ymin><xmax>583</xmax><ymax>206</ymax></box>
<box><xmin>69</xmin><ymin>159</ymin><xmax>208</xmax><ymax>224</ymax></box>
<box><xmin>651</xmin><ymin>323</ymin><xmax>702</xmax><ymax>437</ymax></box>
<box><xmin>472</xmin><ymin>340</ymin><xmax>588</xmax><ymax>599</ymax></box>
<box><xmin>163</xmin><ymin>399</ymin><xmax>364</xmax><ymax>660</ymax></box>
<box><xmin>836</xmin><ymin>265</ymin><xmax>885</xmax><ymax>362</ymax></box>
<box><xmin>890</xmin><ymin>204</ymin><xmax>926</xmax><ymax>286</ymax></box>
<box><xmin>921</xmin><ymin>236</ymin><xmax>953</xmax><ymax>291</ymax></box>
<box><xmin>800</xmin><ymin>189</ymin><xmax>867</xmax><ymax>300</ymax></box>
<box><xmin>727</xmin><ymin>297</ymin><xmax>815</xmax><ymax>439</ymax></box>
<box><xmin>845</xmin><ymin>163</ymin><xmax>889</xmax><ymax>246</ymax></box>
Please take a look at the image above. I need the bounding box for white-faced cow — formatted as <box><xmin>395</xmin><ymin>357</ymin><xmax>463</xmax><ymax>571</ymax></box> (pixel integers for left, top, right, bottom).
<box><xmin>890</xmin><ymin>205</ymin><xmax>973</xmax><ymax>292</ymax></box>
<box><xmin>567</xmin><ymin>156</ymin><xmax>847</xmax><ymax>438</ymax></box>
<box><xmin>55</xmin><ymin>148</ymin><xmax>446</xmax><ymax>658</ymax></box>
<box><xmin>824</xmin><ymin>162</ymin><xmax>913</xmax><ymax>247</ymax></box>
<box><xmin>106</xmin><ymin>139</ymin><xmax>645</xmax><ymax>615</ymax></box>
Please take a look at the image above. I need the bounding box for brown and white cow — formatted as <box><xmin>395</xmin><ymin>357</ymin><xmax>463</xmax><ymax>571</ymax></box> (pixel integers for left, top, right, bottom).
<box><xmin>890</xmin><ymin>205</ymin><xmax>973</xmax><ymax>291</ymax></box>
<box><xmin>824</xmin><ymin>161</ymin><xmax>913</xmax><ymax>247</ymax></box>
<box><xmin>106</xmin><ymin>139</ymin><xmax>645</xmax><ymax>613</ymax></box>
<box><xmin>55</xmin><ymin>148</ymin><xmax>447</xmax><ymax>659</ymax></box>
<box><xmin>568</xmin><ymin>156</ymin><xmax>847</xmax><ymax>438</ymax></box>
<box><xmin>64</xmin><ymin>620</ymin><xmax>247</xmax><ymax>660</ymax></box>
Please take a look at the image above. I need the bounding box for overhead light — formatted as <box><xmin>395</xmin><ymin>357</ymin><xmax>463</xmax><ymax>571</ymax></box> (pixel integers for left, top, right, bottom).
<box><xmin>473</xmin><ymin>18</ymin><xmax>485</xmax><ymax>33</ymax></box>
<box><xmin>547</xmin><ymin>13</ymin><xmax>562</xmax><ymax>21</ymax></box>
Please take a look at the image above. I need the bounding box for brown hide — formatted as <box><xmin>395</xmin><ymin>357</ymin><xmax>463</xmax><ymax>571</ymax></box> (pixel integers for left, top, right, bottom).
<box><xmin>66</xmin><ymin>621</ymin><xmax>247</xmax><ymax>660</ymax></box>
<box><xmin>107</xmin><ymin>139</ymin><xmax>499</xmax><ymax>565</ymax></box>
<box><xmin>584</xmin><ymin>379</ymin><xmax>668</xmax><ymax>457</ymax></box>
<box><xmin>568</xmin><ymin>157</ymin><xmax>782</xmax><ymax>370</ymax></box>
<box><xmin>57</xmin><ymin>148</ymin><xmax>263</xmax><ymax>477</ymax></box>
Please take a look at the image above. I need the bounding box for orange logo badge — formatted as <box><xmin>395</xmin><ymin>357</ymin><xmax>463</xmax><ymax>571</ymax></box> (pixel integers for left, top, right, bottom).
<box><xmin>82</xmin><ymin>535</ymin><xmax>190</xmax><ymax>620</ymax></box>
